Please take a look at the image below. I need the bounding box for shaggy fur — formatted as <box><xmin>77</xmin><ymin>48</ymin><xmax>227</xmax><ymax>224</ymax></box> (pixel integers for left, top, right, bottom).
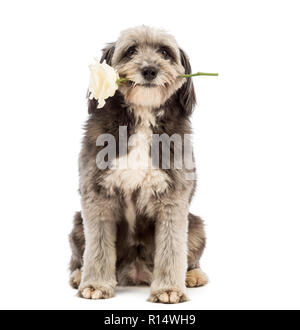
<box><xmin>69</xmin><ymin>26</ymin><xmax>207</xmax><ymax>303</ymax></box>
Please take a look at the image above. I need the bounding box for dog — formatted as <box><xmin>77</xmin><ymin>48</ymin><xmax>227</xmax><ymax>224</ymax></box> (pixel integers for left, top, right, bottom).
<box><xmin>69</xmin><ymin>25</ymin><xmax>207</xmax><ymax>303</ymax></box>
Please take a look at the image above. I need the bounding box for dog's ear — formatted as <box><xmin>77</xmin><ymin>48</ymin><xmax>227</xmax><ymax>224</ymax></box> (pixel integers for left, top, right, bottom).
<box><xmin>177</xmin><ymin>49</ymin><xmax>196</xmax><ymax>115</ymax></box>
<box><xmin>100</xmin><ymin>42</ymin><xmax>115</xmax><ymax>65</ymax></box>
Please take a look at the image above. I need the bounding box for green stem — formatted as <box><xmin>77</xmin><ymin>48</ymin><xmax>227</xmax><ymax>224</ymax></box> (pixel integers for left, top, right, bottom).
<box><xmin>178</xmin><ymin>72</ymin><xmax>219</xmax><ymax>78</ymax></box>
<box><xmin>116</xmin><ymin>77</ymin><xmax>130</xmax><ymax>85</ymax></box>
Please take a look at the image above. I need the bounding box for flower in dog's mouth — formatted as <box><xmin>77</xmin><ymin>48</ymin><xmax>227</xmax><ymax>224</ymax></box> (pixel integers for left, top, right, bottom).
<box><xmin>89</xmin><ymin>59</ymin><xmax>218</xmax><ymax>109</ymax></box>
<box><xmin>88</xmin><ymin>59</ymin><xmax>120</xmax><ymax>109</ymax></box>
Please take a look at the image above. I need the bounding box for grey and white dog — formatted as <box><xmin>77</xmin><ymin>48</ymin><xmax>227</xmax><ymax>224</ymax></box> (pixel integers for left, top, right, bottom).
<box><xmin>69</xmin><ymin>26</ymin><xmax>207</xmax><ymax>304</ymax></box>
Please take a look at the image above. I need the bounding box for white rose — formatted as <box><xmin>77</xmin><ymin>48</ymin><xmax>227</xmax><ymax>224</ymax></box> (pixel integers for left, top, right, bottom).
<box><xmin>88</xmin><ymin>59</ymin><xmax>119</xmax><ymax>109</ymax></box>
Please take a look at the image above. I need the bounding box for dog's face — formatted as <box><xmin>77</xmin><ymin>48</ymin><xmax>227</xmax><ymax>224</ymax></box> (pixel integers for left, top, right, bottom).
<box><xmin>101</xmin><ymin>26</ymin><xmax>195</xmax><ymax>110</ymax></box>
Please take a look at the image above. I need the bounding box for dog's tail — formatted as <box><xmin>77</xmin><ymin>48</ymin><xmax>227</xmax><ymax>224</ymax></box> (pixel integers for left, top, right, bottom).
<box><xmin>69</xmin><ymin>212</ymin><xmax>85</xmax><ymax>288</ymax></box>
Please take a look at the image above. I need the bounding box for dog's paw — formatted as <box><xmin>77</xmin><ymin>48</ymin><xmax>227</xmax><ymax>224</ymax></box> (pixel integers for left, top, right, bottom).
<box><xmin>78</xmin><ymin>284</ymin><xmax>114</xmax><ymax>300</ymax></box>
<box><xmin>149</xmin><ymin>289</ymin><xmax>188</xmax><ymax>304</ymax></box>
<box><xmin>69</xmin><ymin>269</ymin><xmax>82</xmax><ymax>289</ymax></box>
<box><xmin>185</xmin><ymin>268</ymin><xmax>208</xmax><ymax>288</ymax></box>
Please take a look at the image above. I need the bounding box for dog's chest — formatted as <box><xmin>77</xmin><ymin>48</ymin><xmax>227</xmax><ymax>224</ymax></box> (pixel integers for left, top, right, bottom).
<box><xmin>102</xmin><ymin>109</ymin><xmax>170</xmax><ymax>199</ymax></box>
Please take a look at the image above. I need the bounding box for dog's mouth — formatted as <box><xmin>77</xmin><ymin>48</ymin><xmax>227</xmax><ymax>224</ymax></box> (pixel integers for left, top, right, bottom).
<box><xmin>119</xmin><ymin>78</ymin><xmax>161</xmax><ymax>89</ymax></box>
<box><xmin>138</xmin><ymin>83</ymin><xmax>157</xmax><ymax>88</ymax></box>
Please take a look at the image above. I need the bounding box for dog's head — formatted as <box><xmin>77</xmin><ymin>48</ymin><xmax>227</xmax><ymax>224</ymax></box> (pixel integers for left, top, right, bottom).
<box><xmin>99</xmin><ymin>26</ymin><xmax>196</xmax><ymax>114</ymax></box>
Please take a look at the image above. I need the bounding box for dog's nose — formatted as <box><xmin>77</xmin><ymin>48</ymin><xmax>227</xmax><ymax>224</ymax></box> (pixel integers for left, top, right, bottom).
<box><xmin>142</xmin><ymin>66</ymin><xmax>158</xmax><ymax>81</ymax></box>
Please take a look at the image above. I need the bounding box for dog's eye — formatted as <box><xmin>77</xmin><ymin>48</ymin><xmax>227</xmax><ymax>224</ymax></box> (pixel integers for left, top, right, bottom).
<box><xmin>124</xmin><ymin>46</ymin><xmax>137</xmax><ymax>58</ymax></box>
<box><xmin>159</xmin><ymin>47</ymin><xmax>171</xmax><ymax>59</ymax></box>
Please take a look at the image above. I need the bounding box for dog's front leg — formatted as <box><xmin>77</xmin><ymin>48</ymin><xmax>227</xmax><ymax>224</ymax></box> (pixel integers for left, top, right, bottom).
<box><xmin>149</xmin><ymin>200</ymin><xmax>189</xmax><ymax>304</ymax></box>
<box><xmin>78</xmin><ymin>195</ymin><xmax>117</xmax><ymax>300</ymax></box>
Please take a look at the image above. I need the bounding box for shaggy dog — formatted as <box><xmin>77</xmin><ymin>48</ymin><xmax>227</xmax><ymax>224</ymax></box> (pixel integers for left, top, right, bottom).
<box><xmin>69</xmin><ymin>26</ymin><xmax>207</xmax><ymax>303</ymax></box>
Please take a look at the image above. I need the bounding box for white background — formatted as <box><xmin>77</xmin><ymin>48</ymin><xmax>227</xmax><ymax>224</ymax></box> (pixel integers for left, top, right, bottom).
<box><xmin>0</xmin><ymin>0</ymin><xmax>299</xmax><ymax>310</ymax></box>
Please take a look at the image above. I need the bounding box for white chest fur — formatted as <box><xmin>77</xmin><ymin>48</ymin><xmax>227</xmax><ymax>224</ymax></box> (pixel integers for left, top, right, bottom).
<box><xmin>102</xmin><ymin>107</ymin><xmax>170</xmax><ymax>208</ymax></box>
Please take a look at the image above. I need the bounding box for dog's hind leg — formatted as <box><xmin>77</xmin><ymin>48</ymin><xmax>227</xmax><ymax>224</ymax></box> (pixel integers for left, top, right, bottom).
<box><xmin>69</xmin><ymin>212</ymin><xmax>85</xmax><ymax>289</ymax></box>
<box><xmin>186</xmin><ymin>213</ymin><xmax>208</xmax><ymax>287</ymax></box>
